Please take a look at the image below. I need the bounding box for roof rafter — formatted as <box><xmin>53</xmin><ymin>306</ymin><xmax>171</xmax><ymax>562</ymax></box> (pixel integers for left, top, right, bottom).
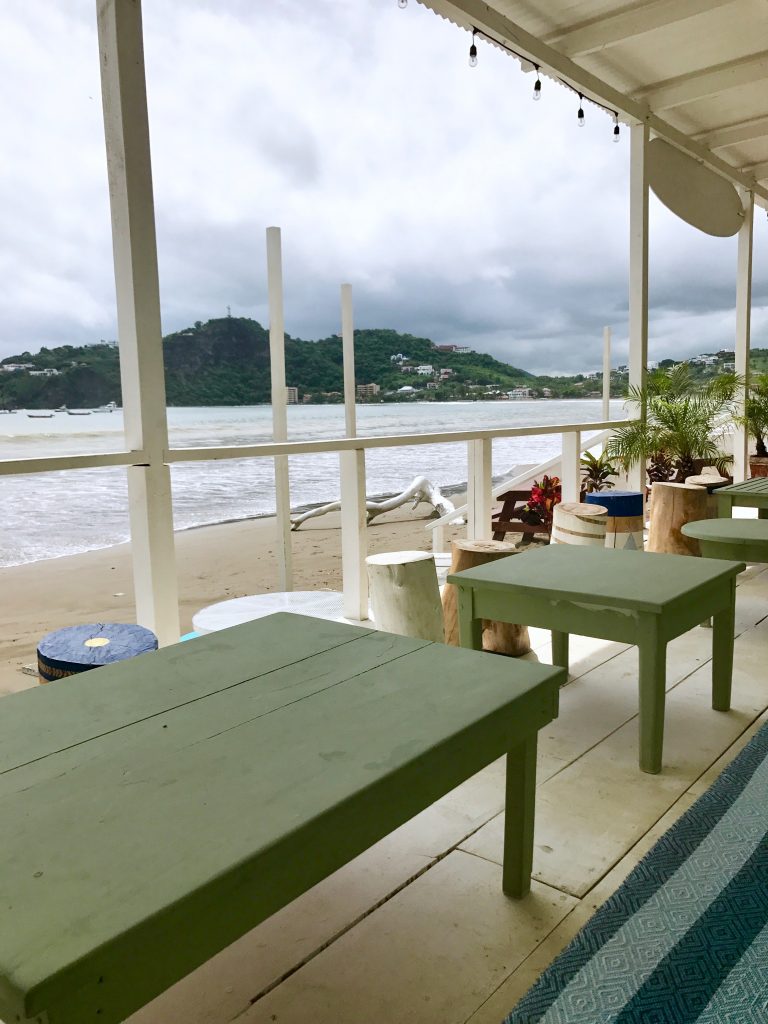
<box><xmin>416</xmin><ymin>0</ymin><xmax>768</xmax><ymax>207</ymax></box>
<box><xmin>743</xmin><ymin>159</ymin><xmax>768</xmax><ymax>181</ymax></box>
<box><xmin>545</xmin><ymin>0</ymin><xmax>736</xmax><ymax>59</ymax></box>
<box><xmin>635</xmin><ymin>51</ymin><xmax>768</xmax><ymax>110</ymax></box>
<box><xmin>695</xmin><ymin>114</ymin><xmax>768</xmax><ymax>150</ymax></box>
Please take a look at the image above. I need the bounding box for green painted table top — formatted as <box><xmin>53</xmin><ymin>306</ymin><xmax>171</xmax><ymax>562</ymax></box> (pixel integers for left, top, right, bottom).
<box><xmin>681</xmin><ymin>518</ymin><xmax>768</xmax><ymax>545</ymax></box>
<box><xmin>448</xmin><ymin>545</ymin><xmax>744</xmax><ymax>614</ymax></box>
<box><xmin>717</xmin><ymin>478</ymin><xmax>768</xmax><ymax>496</ymax></box>
<box><xmin>0</xmin><ymin>612</ymin><xmax>561</xmax><ymax>1024</ymax></box>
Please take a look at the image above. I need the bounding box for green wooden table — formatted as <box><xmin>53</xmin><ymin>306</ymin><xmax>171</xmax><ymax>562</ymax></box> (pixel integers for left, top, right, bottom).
<box><xmin>682</xmin><ymin>518</ymin><xmax>768</xmax><ymax>563</ymax></box>
<box><xmin>0</xmin><ymin>613</ymin><xmax>562</xmax><ymax>1024</ymax></box>
<box><xmin>717</xmin><ymin>477</ymin><xmax>768</xmax><ymax>518</ymax></box>
<box><xmin>449</xmin><ymin>546</ymin><xmax>744</xmax><ymax>776</ymax></box>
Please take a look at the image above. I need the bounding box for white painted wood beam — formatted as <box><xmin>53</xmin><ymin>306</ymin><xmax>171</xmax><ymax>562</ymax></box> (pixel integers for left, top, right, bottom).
<box><xmin>695</xmin><ymin>114</ymin><xmax>768</xmax><ymax>150</ymax></box>
<box><xmin>416</xmin><ymin>0</ymin><xmax>768</xmax><ymax>207</ymax></box>
<box><xmin>628</xmin><ymin>122</ymin><xmax>649</xmax><ymax>495</ymax></box>
<box><xmin>561</xmin><ymin>431</ymin><xmax>581</xmax><ymax>503</ymax></box>
<box><xmin>733</xmin><ymin>190</ymin><xmax>754</xmax><ymax>483</ymax></box>
<box><xmin>467</xmin><ymin>438</ymin><xmax>492</xmax><ymax>540</ymax></box>
<box><xmin>743</xmin><ymin>159</ymin><xmax>768</xmax><ymax>181</ymax></box>
<box><xmin>546</xmin><ymin>0</ymin><xmax>735</xmax><ymax>59</ymax></box>
<box><xmin>635</xmin><ymin>52</ymin><xmax>768</xmax><ymax>111</ymax></box>
<box><xmin>96</xmin><ymin>0</ymin><xmax>180</xmax><ymax>646</ymax></box>
<box><xmin>339</xmin><ymin>449</ymin><xmax>369</xmax><ymax>621</ymax></box>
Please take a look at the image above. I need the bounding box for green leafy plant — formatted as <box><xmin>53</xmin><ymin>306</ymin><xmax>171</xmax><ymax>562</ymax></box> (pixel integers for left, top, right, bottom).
<box><xmin>606</xmin><ymin>364</ymin><xmax>740</xmax><ymax>483</ymax></box>
<box><xmin>580</xmin><ymin>451</ymin><xmax>617</xmax><ymax>493</ymax></box>
<box><xmin>738</xmin><ymin>373</ymin><xmax>768</xmax><ymax>458</ymax></box>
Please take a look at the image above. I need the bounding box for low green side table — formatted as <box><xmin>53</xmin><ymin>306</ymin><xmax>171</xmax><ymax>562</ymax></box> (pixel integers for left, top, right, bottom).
<box><xmin>717</xmin><ymin>478</ymin><xmax>768</xmax><ymax>519</ymax></box>
<box><xmin>449</xmin><ymin>546</ymin><xmax>744</xmax><ymax>775</ymax></box>
<box><xmin>681</xmin><ymin>518</ymin><xmax>768</xmax><ymax>563</ymax></box>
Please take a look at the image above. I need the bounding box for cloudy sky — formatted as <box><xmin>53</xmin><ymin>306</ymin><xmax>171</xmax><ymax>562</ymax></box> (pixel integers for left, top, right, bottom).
<box><xmin>0</xmin><ymin>0</ymin><xmax>765</xmax><ymax>374</ymax></box>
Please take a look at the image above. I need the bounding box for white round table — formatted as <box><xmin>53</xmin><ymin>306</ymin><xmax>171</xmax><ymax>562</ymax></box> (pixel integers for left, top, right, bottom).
<box><xmin>192</xmin><ymin>590</ymin><xmax>368</xmax><ymax>635</ymax></box>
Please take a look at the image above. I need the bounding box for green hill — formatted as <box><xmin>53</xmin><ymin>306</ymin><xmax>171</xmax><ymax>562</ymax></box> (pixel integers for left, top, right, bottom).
<box><xmin>0</xmin><ymin>318</ymin><xmax>542</xmax><ymax>408</ymax></box>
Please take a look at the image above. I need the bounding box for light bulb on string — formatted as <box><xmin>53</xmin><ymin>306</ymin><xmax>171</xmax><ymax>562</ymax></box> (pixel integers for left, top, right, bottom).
<box><xmin>533</xmin><ymin>66</ymin><xmax>541</xmax><ymax>101</ymax></box>
<box><xmin>613</xmin><ymin>114</ymin><xmax>620</xmax><ymax>143</ymax></box>
<box><xmin>469</xmin><ymin>30</ymin><xmax>478</xmax><ymax>67</ymax></box>
<box><xmin>577</xmin><ymin>94</ymin><xmax>585</xmax><ymax>127</ymax></box>
<box><xmin>397</xmin><ymin>0</ymin><xmax>408</xmax><ymax>7</ymax></box>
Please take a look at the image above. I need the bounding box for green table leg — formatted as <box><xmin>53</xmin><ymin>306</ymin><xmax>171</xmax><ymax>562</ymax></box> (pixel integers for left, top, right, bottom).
<box><xmin>637</xmin><ymin>617</ymin><xmax>667</xmax><ymax>774</ymax></box>
<box><xmin>457</xmin><ymin>586</ymin><xmax>483</xmax><ymax>650</ymax></box>
<box><xmin>551</xmin><ymin>630</ymin><xmax>569</xmax><ymax>671</ymax></box>
<box><xmin>712</xmin><ymin>578</ymin><xmax>736</xmax><ymax>712</ymax></box>
<box><xmin>717</xmin><ymin>494</ymin><xmax>733</xmax><ymax>518</ymax></box>
<box><xmin>759</xmin><ymin>507</ymin><xmax>768</xmax><ymax>521</ymax></box>
<box><xmin>503</xmin><ymin>734</ymin><xmax>537</xmax><ymax>899</ymax></box>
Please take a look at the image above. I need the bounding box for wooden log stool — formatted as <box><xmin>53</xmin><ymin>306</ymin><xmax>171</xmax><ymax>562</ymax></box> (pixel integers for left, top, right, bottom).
<box><xmin>647</xmin><ymin>482</ymin><xmax>712</xmax><ymax>556</ymax></box>
<box><xmin>585</xmin><ymin>490</ymin><xmax>645</xmax><ymax>550</ymax></box>
<box><xmin>366</xmin><ymin>551</ymin><xmax>444</xmax><ymax>643</ymax></box>
<box><xmin>442</xmin><ymin>539</ymin><xmax>530</xmax><ymax>656</ymax></box>
<box><xmin>551</xmin><ymin>502</ymin><xmax>608</xmax><ymax>547</ymax></box>
<box><xmin>37</xmin><ymin>622</ymin><xmax>158</xmax><ymax>684</ymax></box>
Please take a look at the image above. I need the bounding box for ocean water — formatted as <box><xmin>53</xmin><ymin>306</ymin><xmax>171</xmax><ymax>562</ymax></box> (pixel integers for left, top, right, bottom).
<box><xmin>0</xmin><ymin>400</ymin><xmax>622</xmax><ymax>566</ymax></box>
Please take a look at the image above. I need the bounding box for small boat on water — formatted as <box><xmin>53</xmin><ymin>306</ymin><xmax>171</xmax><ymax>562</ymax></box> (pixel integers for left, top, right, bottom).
<box><xmin>67</xmin><ymin>410</ymin><xmax>92</xmax><ymax>416</ymax></box>
<box><xmin>27</xmin><ymin>412</ymin><xmax>54</xmax><ymax>419</ymax></box>
<box><xmin>95</xmin><ymin>401</ymin><xmax>118</xmax><ymax>413</ymax></box>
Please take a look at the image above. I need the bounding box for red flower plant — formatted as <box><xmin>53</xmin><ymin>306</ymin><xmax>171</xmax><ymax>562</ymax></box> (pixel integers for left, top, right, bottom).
<box><xmin>520</xmin><ymin>475</ymin><xmax>562</xmax><ymax>529</ymax></box>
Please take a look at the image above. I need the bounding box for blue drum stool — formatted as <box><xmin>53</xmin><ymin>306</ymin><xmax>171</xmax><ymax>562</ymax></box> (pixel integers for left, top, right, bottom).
<box><xmin>585</xmin><ymin>490</ymin><xmax>645</xmax><ymax>550</ymax></box>
<box><xmin>37</xmin><ymin>623</ymin><xmax>158</xmax><ymax>684</ymax></box>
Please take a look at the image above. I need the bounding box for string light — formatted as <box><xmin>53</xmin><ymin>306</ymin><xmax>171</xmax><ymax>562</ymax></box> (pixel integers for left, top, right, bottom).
<box><xmin>533</xmin><ymin>65</ymin><xmax>541</xmax><ymax>101</ymax></box>
<box><xmin>397</xmin><ymin>0</ymin><xmax>408</xmax><ymax>7</ymax></box>
<box><xmin>577</xmin><ymin>94</ymin><xmax>585</xmax><ymax>127</ymax></box>
<box><xmin>469</xmin><ymin>29</ymin><xmax>478</xmax><ymax>68</ymax></box>
<box><xmin>613</xmin><ymin>113</ymin><xmax>620</xmax><ymax>143</ymax></box>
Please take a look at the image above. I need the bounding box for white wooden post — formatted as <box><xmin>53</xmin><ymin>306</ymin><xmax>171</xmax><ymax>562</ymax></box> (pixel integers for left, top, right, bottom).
<box><xmin>561</xmin><ymin>430</ymin><xmax>581</xmax><ymax>503</ymax></box>
<box><xmin>96</xmin><ymin>0</ymin><xmax>179</xmax><ymax>645</ymax></box>
<box><xmin>467</xmin><ymin>438</ymin><xmax>492</xmax><ymax>540</ymax></box>
<box><xmin>628</xmin><ymin>121</ymin><xmax>650</xmax><ymax>493</ymax></box>
<box><xmin>338</xmin><ymin>283</ymin><xmax>368</xmax><ymax>620</ymax></box>
<box><xmin>734</xmin><ymin>189</ymin><xmax>754</xmax><ymax>483</ymax></box>
<box><xmin>266</xmin><ymin>227</ymin><xmax>293</xmax><ymax>591</ymax></box>
<box><xmin>432</xmin><ymin>522</ymin><xmax>447</xmax><ymax>554</ymax></box>
<box><xmin>602</xmin><ymin>326</ymin><xmax>612</xmax><ymax>422</ymax></box>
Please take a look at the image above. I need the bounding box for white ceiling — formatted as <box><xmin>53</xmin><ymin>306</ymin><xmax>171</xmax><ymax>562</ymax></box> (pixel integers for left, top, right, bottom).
<box><xmin>417</xmin><ymin>0</ymin><xmax>768</xmax><ymax>206</ymax></box>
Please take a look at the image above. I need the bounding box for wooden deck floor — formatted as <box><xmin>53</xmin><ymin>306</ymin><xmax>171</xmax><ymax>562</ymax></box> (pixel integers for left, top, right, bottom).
<box><xmin>109</xmin><ymin>557</ymin><xmax>768</xmax><ymax>1024</ymax></box>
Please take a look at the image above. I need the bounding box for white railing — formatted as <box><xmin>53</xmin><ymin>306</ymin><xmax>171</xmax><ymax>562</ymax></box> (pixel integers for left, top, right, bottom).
<box><xmin>0</xmin><ymin>416</ymin><xmax>632</xmax><ymax>637</ymax></box>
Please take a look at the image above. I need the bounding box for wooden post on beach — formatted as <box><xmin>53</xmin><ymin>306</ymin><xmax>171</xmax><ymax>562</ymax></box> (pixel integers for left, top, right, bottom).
<box><xmin>340</xmin><ymin>283</ymin><xmax>369</xmax><ymax>621</ymax></box>
<box><xmin>266</xmin><ymin>227</ymin><xmax>294</xmax><ymax>592</ymax></box>
<box><xmin>97</xmin><ymin>0</ymin><xmax>180</xmax><ymax>645</ymax></box>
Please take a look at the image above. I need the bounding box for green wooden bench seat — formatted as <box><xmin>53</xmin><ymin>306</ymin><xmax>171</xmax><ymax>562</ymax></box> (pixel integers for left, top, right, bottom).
<box><xmin>0</xmin><ymin>613</ymin><xmax>562</xmax><ymax>1024</ymax></box>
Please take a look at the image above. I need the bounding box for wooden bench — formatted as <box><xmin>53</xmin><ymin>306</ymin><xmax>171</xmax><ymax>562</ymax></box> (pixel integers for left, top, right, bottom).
<box><xmin>492</xmin><ymin>489</ymin><xmax>551</xmax><ymax>543</ymax></box>
<box><xmin>0</xmin><ymin>613</ymin><xmax>563</xmax><ymax>1024</ymax></box>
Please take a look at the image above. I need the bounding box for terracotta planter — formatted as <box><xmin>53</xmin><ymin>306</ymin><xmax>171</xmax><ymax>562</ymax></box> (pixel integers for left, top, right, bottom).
<box><xmin>749</xmin><ymin>456</ymin><xmax>768</xmax><ymax>478</ymax></box>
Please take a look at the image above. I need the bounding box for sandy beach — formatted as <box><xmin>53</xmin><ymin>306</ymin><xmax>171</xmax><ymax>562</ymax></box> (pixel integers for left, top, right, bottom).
<box><xmin>0</xmin><ymin>501</ymin><xmax>469</xmax><ymax>696</ymax></box>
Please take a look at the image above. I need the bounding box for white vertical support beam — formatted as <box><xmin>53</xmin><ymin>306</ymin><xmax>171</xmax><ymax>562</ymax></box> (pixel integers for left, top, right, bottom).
<box><xmin>628</xmin><ymin>122</ymin><xmax>650</xmax><ymax>493</ymax></box>
<box><xmin>467</xmin><ymin>438</ymin><xmax>493</xmax><ymax>540</ymax></box>
<box><xmin>561</xmin><ymin>431</ymin><xmax>581</xmax><ymax>503</ymax></box>
<box><xmin>432</xmin><ymin>522</ymin><xmax>447</xmax><ymax>554</ymax></box>
<box><xmin>341</xmin><ymin>284</ymin><xmax>356</xmax><ymax>438</ymax></box>
<box><xmin>266</xmin><ymin>226</ymin><xmax>293</xmax><ymax>591</ymax></box>
<box><xmin>734</xmin><ymin>190</ymin><xmax>754</xmax><ymax>483</ymax></box>
<box><xmin>96</xmin><ymin>0</ymin><xmax>179</xmax><ymax>645</ymax></box>
<box><xmin>602</xmin><ymin>326</ymin><xmax>612</xmax><ymax>422</ymax></box>
<box><xmin>340</xmin><ymin>449</ymin><xmax>369</xmax><ymax>621</ymax></box>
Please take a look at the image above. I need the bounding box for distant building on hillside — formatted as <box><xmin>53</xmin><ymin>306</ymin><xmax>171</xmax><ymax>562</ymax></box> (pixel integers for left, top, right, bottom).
<box><xmin>541</xmin><ymin>388</ymin><xmax>553</xmax><ymax>397</ymax></box>
<box><xmin>439</xmin><ymin>368</ymin><xmax>454</xmax><ymax>379</ymax></box>
<box><xmin>0</xmin><ymin>363</ymin><xmax>34</xmax><ymax>372</ymax></box>
<box><xmin>416</xmin><ymin>364</ymin><xmax>434</xmax><ymax>376</ymax></box>
<box><xmin>286</xmin><ymin>386</ymin><xmax>299</xmax><ymax>405</ymax></box>
<box><xmin>397</xmin><ymin>385</ymin><xmax>417</xmax><ymax>394</ymax></box>
<box><xmin>390</xmin><ymin>353</ymin><xmax>408</xmax><ymax>363</ymax></box>
<box><xmin>356</xmin><ymin>383</ymin><xmax>381</xmax><ymax>399</ymax></box>
<box><xmin>29</xmin><ymin>368</ymin><xmax>60</xmax><ymax>377</ymax></box>
<box><xmin>508</xmin><ymin>387</ymin><xmax>534</xmax><ymax>399</ymax></box>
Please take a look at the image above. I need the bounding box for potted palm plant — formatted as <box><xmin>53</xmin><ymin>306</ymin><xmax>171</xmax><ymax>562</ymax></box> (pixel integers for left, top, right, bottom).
<box><xmin>580</xmin><ymin>450</ymin><xmax>617</xmax><ymax>495</ymax></box>
<box><xmin>605</xmin><ymin>364</ymin><xmax>739</xmax><ymax>484</ymax></box>
<box><xmin>739</xmin><ymin>373</ymin><xmax>768</xmax><ymax>477</ymax></box>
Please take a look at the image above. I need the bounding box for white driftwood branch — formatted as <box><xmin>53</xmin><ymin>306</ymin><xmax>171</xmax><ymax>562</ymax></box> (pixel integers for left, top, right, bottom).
<box><xmin>290</xmin><ymin>475</ymin><xmax>462</xmax><ymax>531</ymax></box>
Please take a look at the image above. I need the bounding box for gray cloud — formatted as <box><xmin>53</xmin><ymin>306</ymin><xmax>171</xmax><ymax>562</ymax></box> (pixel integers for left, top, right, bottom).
<box><xmin>0</xmin><ymin>0</ymin><xmax>765</xmax><ymax>376</ymax></box>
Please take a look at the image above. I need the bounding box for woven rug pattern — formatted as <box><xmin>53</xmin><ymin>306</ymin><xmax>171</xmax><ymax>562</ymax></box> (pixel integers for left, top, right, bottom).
<box><xmin>505</xmin><ymin>721</ymin><xmax>768</xmax><ymax>1024</ymax></box>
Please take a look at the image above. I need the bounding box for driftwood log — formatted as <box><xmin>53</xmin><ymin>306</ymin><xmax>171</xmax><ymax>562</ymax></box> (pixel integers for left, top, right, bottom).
<box><xmin>442</xmin><ymin>539</ymin><xmax>531</xmax><ymax>656</ymax></box>
<box><xmin>291</xmin><ymin>475</ymin><xmax>462</xmax><ymax>530</ymax></box>
<box><xmin>366</xmin><ymin>551</ymin><xmax>444</xmax><ymax>643</ymax></box>
<box><xmin>647</xmin><ymin>482</ymin><xmax>711</xmax><ymax>556</ymax></box>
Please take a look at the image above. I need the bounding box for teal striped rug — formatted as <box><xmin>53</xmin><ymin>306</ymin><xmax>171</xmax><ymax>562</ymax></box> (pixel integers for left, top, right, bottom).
<box><xmin>505</xmin><ymin>720</ymin><xmax>768</xmax><ymax>1023</ymax></box>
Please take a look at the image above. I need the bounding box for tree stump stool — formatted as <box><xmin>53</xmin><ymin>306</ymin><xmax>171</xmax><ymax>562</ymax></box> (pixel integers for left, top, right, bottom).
<box><xmin>585</xmin><ymin>490</ymin><xmax>645</xmax><ymax>550</ymax></box>
<box><xmin>37</xmin><ymin>623</ymin><xmax>158</xmax><ymax>684</ymax></box>
<box><xmin>551</xmin><ymin>502</ymin><xmax>608</xmax><ymax>547</ymax></box>
<box><xmin>647</xmin><ymin>482</ymin><xmax>712</xmax><ymax>556</ymax></box>
<box><xmin>366</xmin><ymin>551</ymin><xmax>444</xmax><ymax>643</ymax></box>
<box><xmin>442</xmin><ymin>539</ymin><xmax>530</xmax><ymax>656</ymax></box>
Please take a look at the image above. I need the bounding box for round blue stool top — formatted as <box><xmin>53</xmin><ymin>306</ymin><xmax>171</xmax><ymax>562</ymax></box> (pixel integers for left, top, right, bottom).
<box><xmin>38</xmin><ymin>622</ymin><xmax>158</xmax><ymax>682</ymax></box>
<box><xmin>585</xmin><ymin>490</ymin><xmax>644</xmax><ymax>517</ymax></box>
